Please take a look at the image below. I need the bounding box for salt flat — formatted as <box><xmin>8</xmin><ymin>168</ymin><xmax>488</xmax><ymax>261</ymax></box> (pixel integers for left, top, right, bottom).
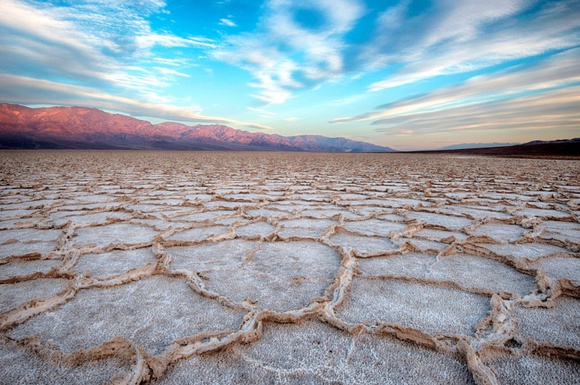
<box><xmin>0</xmin><ymin>151</ymin><xmax>579</xmax><ymax>384</ymax></box>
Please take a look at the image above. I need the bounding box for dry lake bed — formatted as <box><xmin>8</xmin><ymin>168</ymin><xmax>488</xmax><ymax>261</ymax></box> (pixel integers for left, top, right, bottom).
<box><xmin>0</xmin><ymin>151</ymin><xmax>579</xmax><ymax>384</ymax></box>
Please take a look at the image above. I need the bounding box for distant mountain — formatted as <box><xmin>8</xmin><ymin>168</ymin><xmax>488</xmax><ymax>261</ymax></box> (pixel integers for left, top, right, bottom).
<box><xmin>0</xmin><ymin>104</ymin><xmax>395</xmax><ymax>152</ymax></box>
<box><xmin>437</xmin><ymin>142</ymin><xmax>520</xmax><ymax>150</ymax></box>
<box><xmin>417</xmin><ymin>138</ymin><xmax>580</xmax><ymax>157</ymax></box>
<box><xmin>523</xmin><ymin>138</ymin><xmax>580</xmax><ymax>146</ymax></box>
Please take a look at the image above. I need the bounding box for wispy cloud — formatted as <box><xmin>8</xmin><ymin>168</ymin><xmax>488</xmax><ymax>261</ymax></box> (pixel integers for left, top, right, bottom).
<box><xmin>333</xmin><ymin>48</ymin><xmax>580</xmax><ymax>124</ymax></box>
<box><xmin>0</xmin><ymin>0</ymin><xmax>113</xmax><ymax>81</ymax></box>
<box><xmin>327</xmin><ymin>94</ymin><xmax>367</xmax><ymax>106</ymax></box>
<box><xmin>0</xmin><ymin>0</ymin><xmax>269</xmax><ymax>129</ymax></box>
<box><xmin>373</xmin><ymin>86</ymin><xmax>580</xmax><ymax>136</ymax></box>
<box><xmin>219</xmin><ymin>18</ymin><xmax>237</xmax><ymax>27</ymax></box>
<box><xmin>210</xmin><ymin>0</ymin><xmax>580</xmax><ymax>110</ymax></box>
<box><xmin>135</xmin><ymin>34</ymin><xmax>216</xmax><ymax>49</ymax></box>
<box><xmin>364</xmin><ymin>0</ymin><xmax>580</xmax><ymax>91</ymax></box>
<box><xmin>0</xmin><ymin>73</ymin><xmax>271</xmax><ymax>129</ymax></box>
<box><xmin>247</xmin><ymin>106</ymin><xmax>276</xmax><ymax>118</ymax></box>
<box><xmin>2</xmin><ymin>0</ymin><xmax>579</xmax><ymax>143</ymax></box>
<box><xmin>212</xmin><ymin>0</ymin><xmax>364</xmax><ymax>104</ymax></box>
<box><xmin>153</xmin><ymin>67</ymin><xmax>191</xmax><ymax>78</ymax></box>
<box><xmin>331</xmin><ymin>49</ymin><xmax>580</xmax><ymax>137</ymax></box>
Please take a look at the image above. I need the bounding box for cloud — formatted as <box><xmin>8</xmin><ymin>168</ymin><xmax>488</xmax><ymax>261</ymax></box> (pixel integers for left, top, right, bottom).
<box><xmin>327</xmin><ymin>94</ymin><xmax>367</xmax><ymax>106</ymax></box>
<box><xmin>247</xmin><ymin>106</ymin><xmax>276</xmax><ymax>118</ymax></box>
<box><xmin>0</xmin><ymin>0</ymin><xmax>113</xmax><ymax>81</ymax></box>
<box><xmin>153</xmin><ymin>67</ymin><xmax>191</xmax><ymax>78</ymax></box>
<box><xmin>330</xmin><ymin>49</ymin><xmax>580</xmax><ymax>138</ymax></box>
<box><xmin>0</xmin><ymin>73</ymin><xmax>271</xmax><ymax>130</ymax></box>
<box><xmin>135</xmin><ymin>34</ymin><xmax>216</xmax><ymax>49</ymax></box>
<box><xmin>0</xmin><ymin>0</ymin><xmax>265</xmax><ymax>129</ymax></box>
<box><xmin>219</xmin><ymin>18</ymin><xmax>237</xmax><ymax>27</ymax></box>
<box><xmin>210</xmin><ymin>0</ymin><xmax>580</xmax><ymax>110</ymax></box>
<box><xmin>212</xmin><ymin>0</ymin><xmax>364</xmax><ymax>104</ymax></box>
<box><xmin>0</xmin><ymin>0</ymin><xmax>215</xmax><ymax>88</ymax></box>
<box><xmin>373</xmin><ymin>86</ymin><xmax>580</xmax><ymax>136</ymax></box>
<box><xmin>4</xmin><ymin>0</ymin><xmax>579</xmax><ymax>138</ymax></box>
<box><xmin>332</xmin><ymin>48</ymin><xmax>580</xmax><ymax>124</ymax></box>
<box><xmin>365</xmin><ymin>0</ymin><xmax>580</xmax><ymax>91</ymax></box>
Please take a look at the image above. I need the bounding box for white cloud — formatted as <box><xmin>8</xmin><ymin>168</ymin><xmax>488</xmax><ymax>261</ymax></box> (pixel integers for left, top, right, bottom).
<box><xmin>152</xmin><ymin>57</ymin><xmax>194</xmax><ymax>67</ymax></box>
<box><xmin>0</xmin><ymin>0</ymin><xmax>237</xmax><ymax>126</ymax></box>
<box><xmin>0</xmin><ymin>0</ymin><xmax>113</xmax><ymax>80</ymax></box>
<box><xmin>153</xmin><ymin>67</ymin><xmax>191</xmax><ymax>78</ymax></box>
<box><xmin>0</xmin><ymin>73</ymin><xmax>272</xmax><ymax>130</ymax></box>
<box><xmin>210</xmin><ymin>0</ymin><xmax>580</xmax><ymax>110</ymax></box>
<box><xmin>135</xmin><ymin>34</ymin><xmax>216</xmax><ymax>49</ymax></box>
<box><xmin>373</xmin><ymin>87</ymin><xmax>580</xmax><ymax>137</ymax></box>
<box><xmin>212</xmin><ymin>0</ymin><xmax>364</xmax><ymax>104</ymax></box>
<box><xmin>219</xmin><ymin>18</ymin><xmax>237</xmax><ymax>27</ymax></box>
<box><xmin>366</xmin><ymin>0</ymin><xmax>580</xmax><ymax>91</ymax></box>
<box><xmin>333</xmin><ymin>48</ymin><xmax>580</xmax><ymax>124</ymax></box>
<box><xmin>327</xmin><ymin>94</ymin><xmax>367</xmax><ymax>106</ymax></box>
<box><xmin>331</xmin><ymin>49</ymin><xmax>580</xmax><ymax>140</ymax></box>
<box><xmin>247</xmin><ymin>106</ymin><xmax>276</xmax><ymax>117</ymax></box>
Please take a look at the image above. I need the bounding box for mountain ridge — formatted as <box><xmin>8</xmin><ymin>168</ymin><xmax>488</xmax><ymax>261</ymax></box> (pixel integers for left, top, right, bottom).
<box><xmin>409</xmin><ymin>137</ymin><xmax>580</xmax><ymax>157</ymax></box>
<box><xmin>0</xmin><ymin>104</ymin><xmax>395</xmax><ymax>152</ymax></box>
<box><xmin>437</xmin><ymin>142</ymin><xmax>520</xmax><ymax>150</ymax></box>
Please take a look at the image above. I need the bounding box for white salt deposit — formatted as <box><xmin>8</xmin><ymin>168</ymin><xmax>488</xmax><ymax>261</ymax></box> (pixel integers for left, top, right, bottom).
<box><xmin>0</xmin><ymin>151</ymin><xmax>578</xmax><ymax>384</ymax></box>
<box><xmin>1</xmin><ymin>278</ymin><xmax>69</xmax><ymax>312</ymax></box>
<box><xmin>337</xmin><ymin>278</ymin><xmax>491</xmax><ymax>336</ymax></box>
<box><xmin>8</xmin><ymin>276</ymin><xmax>245</xmax><ymax>355</ymax></box>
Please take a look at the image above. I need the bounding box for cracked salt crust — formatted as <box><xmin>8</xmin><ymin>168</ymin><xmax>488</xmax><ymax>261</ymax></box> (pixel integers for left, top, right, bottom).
<box><xmin>156</xmin><ymin>320</ymin><xmax>474</xmax><ymax>385</ymax></box>
<box><xmin>53</xmin><ymin>211</ymin><xmax>132</xmax><ymax>228</ymax></box>
<box><xmin>329</xmin><ymin>233</ymin><xmax>399</xmax><ymax>256</ymax></box>
<box><xmin>0</xmin><ymin>228</ymin><xmax>61</xmax><ymax>243</ymax></box>
<box><xmin>279</xmin><ymin>218</ymin><xmax>336</xmax><ymax>229</ymax></box>
<box><xmin>167</xmin><ymin>240</ymin><xmax>256</xmax><ymax>272</ymax></box>
<box><xmin>73</xmin><ymin>223</ymin><xmax>158</xmax><ymax>247</ymax></box>
<box><xmin>197</xmin><ymin>241</ymin><xmax>340</xmax><ymax>311</ymax></box>
<box><xmin>337</xmin><ymin>278</ymin><xmax>491</xmax><ymax>336</ymax></box>
<box><xmin>167</xmin><ymin>226</ymin><xmax>230</xmax><ymax>243</ymax></box>
<box><xmin>1</xmin><ymin>278</ymin><xmax>69</xmax><ymax>313</ymax></box>
<box><xmin>0</xmin><ymin>339</ymin><xmax>132</xmax><ymax>385</ymax></box>
<box><xmin>514</xmin><ymin>296</ymin><xmax>580</xmax><ymax>350</ymax></box>
<box><xmin>360</xmin><ymin>253</ymin><xmax>536</xmax><ymax>296</ymax></box>
<box><xmin>484</xmin><ymin>353</ymin><xmax>580</xmax><ymax>385</ymax></box>
<box><xmin>341</xmin><ymin>219</ymin><xmax>406</xmax><ymax>237</ymax></box>
<box><xmin>531</xmin><ymin>256</ymin><xmax>580</xmax><ymax>285</ymax></box>
<box><xmin>410</xmin><ymin>238</ymin><xmax>453</xmax><ymax>254</ymax></box>
<box><xmin>0</xmin><ymin>259</ymin><xmax>61</xmax><ymax>280</ymax></box>
<box><xmin>475</xmin><ymin>243</ymin><xmax>571</xmax><ymax>262</ymax></box>
<box><xmin>469</xmin><ymin>223</ymin><xmax>528</xmax><ymax>243</ymax></box>
<box><xmin>234</xmin><ymin>221</ymin><xmax>276</xmax><ymax>239</ymax></box>
<box><xmin>0</xmin><ymin>151</ymin><xmax>579</xmax><ymax>384</ymax></box>
<box><xmin>8</xmin><ymin>275</ymin><xmax>246</xmax><ymax>355</ymax></box>
<box><xmin>415</xmin><ymin>228</ymin><xmax>468</xmax><ymax>241</ymax></box>
<box><xmin>406</xmin><ymin>211</ymin><xmax>473</xmax><ymax>231</ymax></box>
<box><xmin>74</xmin><ymin>248</ymin><xmax>157</xmax><ymax>278</ymax></box>
<box><xmin>429</xmin><ymin>254</ymin><xmax>536</xmax><ymax>295</ymax></box>
<box><xmin>0</xmin><ymin>241</ymin><xmax>57</xmax><ymax>259</ymax></box>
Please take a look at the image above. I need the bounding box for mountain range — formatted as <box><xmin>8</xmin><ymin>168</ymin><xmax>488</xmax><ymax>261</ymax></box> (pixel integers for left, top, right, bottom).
<box><xmin>414</xmin><ymin>138</ymin><xmax>580</xmax><ymax>157</ymax></box>
<box><xmin>437</xmin><ymin>142</ymin><xmax>520</xmax><ymax>150</ymax></box>
<box><xmin>0</xmin><ymin>104</ymin><xmax>395</xmax><ymax>152</ymax></box>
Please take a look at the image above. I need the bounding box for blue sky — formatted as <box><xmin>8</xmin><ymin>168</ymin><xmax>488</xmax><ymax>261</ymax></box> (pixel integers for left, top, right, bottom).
<box><xmin>1</xmin><ymin>0</ymin><xmax>579</xmax><ymax>150</ymax></box>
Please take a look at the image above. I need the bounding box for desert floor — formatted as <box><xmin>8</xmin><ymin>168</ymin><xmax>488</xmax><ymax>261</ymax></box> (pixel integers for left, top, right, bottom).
<box><xmin>0</xmin><ymin>151</ymin><xmax>578</xmax><ymax>384</ymax></box>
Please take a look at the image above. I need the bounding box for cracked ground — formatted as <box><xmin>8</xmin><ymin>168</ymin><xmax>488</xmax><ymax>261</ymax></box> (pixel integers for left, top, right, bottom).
<box><xmin>0</xmin><ymin>151</ymin><xmax>579</xmax><ymax>385</ymax></box>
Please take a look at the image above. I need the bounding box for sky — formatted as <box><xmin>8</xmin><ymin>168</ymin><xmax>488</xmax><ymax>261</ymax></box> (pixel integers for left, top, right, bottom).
<box><xmin>1</xmin><ymin>0</ymin><xmax>579</xmax><ymax>150</ymax></box>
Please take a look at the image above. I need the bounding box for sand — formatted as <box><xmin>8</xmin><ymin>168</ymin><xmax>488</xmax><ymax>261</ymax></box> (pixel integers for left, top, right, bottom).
<box><xmin>0</xmin><ymin>151</ymin><xmax>578</xmax><ymax>384</ymax></box>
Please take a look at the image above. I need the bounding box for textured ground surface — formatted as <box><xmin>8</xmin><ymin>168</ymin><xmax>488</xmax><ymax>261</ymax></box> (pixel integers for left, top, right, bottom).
<box><xmin>0</xmin><ymin>151</ymin><xmax>579</xmax><ymax>385</ymax></box>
